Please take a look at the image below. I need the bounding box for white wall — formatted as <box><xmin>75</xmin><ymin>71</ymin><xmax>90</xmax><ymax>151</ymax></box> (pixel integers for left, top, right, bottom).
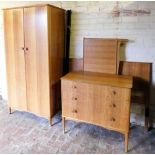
<box><xmin>0</xmin><ymin>1</ymin><xmax>155</xmax><ymax>125</ymax></box>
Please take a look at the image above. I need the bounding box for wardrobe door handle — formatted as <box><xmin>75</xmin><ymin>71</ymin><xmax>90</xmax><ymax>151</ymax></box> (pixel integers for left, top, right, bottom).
<box><xmin>26</xmin><ymin>48</ymin><xmax>28</xmax><ymax>51</ymax></box>
<box><xmin>21</xmin><ymin>47</ymin><xmax>25</xmax><ymax>50</ymax></box>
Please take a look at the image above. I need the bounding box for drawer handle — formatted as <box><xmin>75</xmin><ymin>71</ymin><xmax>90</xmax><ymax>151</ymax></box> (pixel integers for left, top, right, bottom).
<box><xmin>111</xmin><ymin>117</ymin><xmax>116</xmax><ymax>122</ymax></box>
<box><xmin>72</xmin><ymin>109</ymin><xmax>78</xmax><ymax>113</ymax></box>
<box><xmin>72</xmin><ymin>97</ymin><xmax>77</xmax><ymax>100</ymax></box>
<box><xmin>112</xmin><ymin>103</ymin><xmax>116</xmax><ymax>108</ymax></box>
<box><xmin>73</xmin><ymin>85</ymin><xmax>77</xmax><ymax>89</ymax></box>
<box><xmin>113</xmin><ymin>91</ymin><xmax>116</xmax><ymax>95</ymax></box>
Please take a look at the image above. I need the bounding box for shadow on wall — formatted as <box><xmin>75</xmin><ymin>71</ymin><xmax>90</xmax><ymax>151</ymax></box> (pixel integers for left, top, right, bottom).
<box><xmin>119</xmin><ymin>43</ymin><xmax>127</xmax><ymax>61</ymax></box>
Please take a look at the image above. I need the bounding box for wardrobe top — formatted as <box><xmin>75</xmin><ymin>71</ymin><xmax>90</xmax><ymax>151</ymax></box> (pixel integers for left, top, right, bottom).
<box><xmin>3</xmin><ymin>4</ymin><xmax>65</xmax><ymax>11</ymax></box>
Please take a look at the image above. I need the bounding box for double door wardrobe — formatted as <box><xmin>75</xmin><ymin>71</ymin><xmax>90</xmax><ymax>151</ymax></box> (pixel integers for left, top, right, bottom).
<box><xmin>3</xmin><ymin>4</ymin><xmax>65</xmax><ymax>124</ymax></box>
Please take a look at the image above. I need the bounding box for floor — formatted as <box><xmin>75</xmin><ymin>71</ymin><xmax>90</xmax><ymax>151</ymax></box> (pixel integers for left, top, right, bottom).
<box><xmin>0</xmin><ymin>100</ymin><xmax>155</xmax><ymax>154</ymax></box>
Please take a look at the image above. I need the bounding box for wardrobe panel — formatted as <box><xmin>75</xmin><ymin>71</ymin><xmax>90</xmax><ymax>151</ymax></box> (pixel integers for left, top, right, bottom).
<box><xmin>24</xmin><ymin>6</ymin><xmax>50</xmax><ymax>117</ymax></box>
<box><xmin>4</xmin><ymin>9</ymin><xmax>27</xmax><ymax>110</ymax></box>
<box><xmin>35</xmin><ymin>6</ymin><xmax>50</xmax><ymax>117</ymax></box>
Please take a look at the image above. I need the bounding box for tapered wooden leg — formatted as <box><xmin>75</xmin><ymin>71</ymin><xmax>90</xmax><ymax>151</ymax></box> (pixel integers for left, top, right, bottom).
<box><xmin>145</xmin><ymin>116</ymin><xmax>149</xmax><ymax>132</ymax></box>
<box><xmin>9</xmin><ymin>107</ymin><xmax>12</xmax><ymax>114</ymax></box>
<box><xmin>125</xmin><ymin>132</ymin><xmax>129</xmax><ymax>153</ymax></box>
<box><xmin>144</xmin><ymin>106</ymin><xmax>149</xmax><ymax>132</ymax></box>
<box><xmin>49</xmin><ymin>117</ymin><xmax>52</xmax><ymax>126</ymax></box>
<box><xmin>144</xmin><ymin>87</ymin><xmax>150</xmax><ymax>132</ymax></box>
<box><xmin>62</xmin><ymin>117</ymin><xmax>65</xmax><ymax>134</ymax></box>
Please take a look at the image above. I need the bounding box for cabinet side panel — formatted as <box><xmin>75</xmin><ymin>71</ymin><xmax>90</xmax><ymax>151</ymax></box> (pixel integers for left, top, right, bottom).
<box><xmin>35</xmin><ymin>6</ymin><xmax>50</xmax><ymax>118</ymax></box>
<box><xmin>4</xmin><ymin>10</ymin><xmax>17</xmax><ymax>108</ymax></box>
<box><xmin>48</xmin><ymin>6</ymin><xmax>65</xmax><ymax>115</ymax></box>
<box><xmin>24</xmin><ymin>6</ymin><xmax>50</xmax><ymax>117</ymax></box>
<box><xmin>4</xmin><ymin>9</ymin><xmax>27</xmax><ymax>110</ymax></box>
<box><xmin>61</xmin><ymin>80</ymin><xmax>75</xmax><ymax>117</ymax></box>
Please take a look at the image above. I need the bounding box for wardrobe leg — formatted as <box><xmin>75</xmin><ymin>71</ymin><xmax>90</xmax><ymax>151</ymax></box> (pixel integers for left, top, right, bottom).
<box><xmin>49</xmin><ymin>117</ymin><xmax>52</xmax><ymax>126</ymax></box>
<box><xmin>9</xmin><ymin>107</ymin><xmax>12</xmax><ymax>114</ymax></box>
<box><xmin>125</xmin><ymin>132</ymin><xmax>129</xmax><ymax>153</ymax></box>
<box><xmin>62</xmin><ymin>117</ymin><xmax>65</xmax><ymax>134</ymax></box>
<box><xmin>145</xmin><ymin>116</ymin><xmax>149</xmax><ymax>132</ymax></box>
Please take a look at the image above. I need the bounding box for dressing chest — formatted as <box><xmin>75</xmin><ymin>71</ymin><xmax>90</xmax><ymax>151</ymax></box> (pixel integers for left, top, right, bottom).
<box><xmin>61</xmin><ymin>71</ymin><xmax>133</xmax><ymax>152</ymax></box>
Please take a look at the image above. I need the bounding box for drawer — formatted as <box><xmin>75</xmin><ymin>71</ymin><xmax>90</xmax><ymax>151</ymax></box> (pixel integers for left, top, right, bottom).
<box><xmin>107</xmin><ymin>114</ymin><xmax>129</xmax><ymax>131</ymax></box>
<box><xmin>61</xmin><ymin>80</ymin><xmax>79</xmax><ymax>118</ymax></box>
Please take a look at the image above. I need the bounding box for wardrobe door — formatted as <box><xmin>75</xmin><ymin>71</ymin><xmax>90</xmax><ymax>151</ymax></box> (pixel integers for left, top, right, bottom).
<box><xmin>24</xmin><ymin>6</ymin><xmax>50</xmax><ymax>117</ymax></box>
<box><xmin>4</xmin><ymin>9</ymin><xmax>27</xmax><ymax>110</ymax></box>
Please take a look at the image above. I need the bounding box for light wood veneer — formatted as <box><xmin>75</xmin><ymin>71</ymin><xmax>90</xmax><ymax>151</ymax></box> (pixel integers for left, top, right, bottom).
<box><xmin>83</xmin><ymin>38</ymin><xmax>127</xmax><ymax>74</ymax></box>
<box><xmin>4</xmin><ymin>4</ymin><xmax>65</xmax><ymax>124</ymax></box>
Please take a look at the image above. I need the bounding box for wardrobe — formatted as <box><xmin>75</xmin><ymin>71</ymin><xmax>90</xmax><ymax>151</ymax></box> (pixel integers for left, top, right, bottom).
<box><xmin>3</xmin><ymin>4</ymin><xmax>65</xmax><ymax>124</ymax></box>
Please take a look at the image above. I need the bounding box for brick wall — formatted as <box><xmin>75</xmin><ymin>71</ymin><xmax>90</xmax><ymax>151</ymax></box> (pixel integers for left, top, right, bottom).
<box><xmin>0</xmin><ymin>1</ymin><xmax>155</xmax><ymax>126</ymax></box>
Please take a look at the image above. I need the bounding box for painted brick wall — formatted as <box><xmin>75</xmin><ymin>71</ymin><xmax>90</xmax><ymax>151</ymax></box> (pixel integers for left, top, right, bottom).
<box><xmin>0</xmin><ymin>1</ymin><xmax>155</xmax><ymax>126</ymax></box>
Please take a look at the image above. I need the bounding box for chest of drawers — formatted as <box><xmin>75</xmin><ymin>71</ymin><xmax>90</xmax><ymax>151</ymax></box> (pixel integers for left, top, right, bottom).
<box><xmin>61</xmin><ymin>71</ymin><xmax>133</xmax><ymax>152</ymax></box>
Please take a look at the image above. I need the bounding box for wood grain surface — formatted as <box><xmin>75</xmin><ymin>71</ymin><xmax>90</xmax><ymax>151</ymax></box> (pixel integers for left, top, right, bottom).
<box><xmin>4</xmin><ymin>5</ymin><xmax>65</xmax><ymax>122</ymax></box>
<box><xmin>61</xmin><ymin>71</ymin><xmax>132</xmax><ymax>152</ymax></box>
<box><xmin>61</xmin><ymin>71</ymin><xmax>133</xmax><ymax>88</ymax></box>
<box><xmin>4</xmin><ymin>8</ymin><xmax>27</xmax><ymax>111</ymax></box>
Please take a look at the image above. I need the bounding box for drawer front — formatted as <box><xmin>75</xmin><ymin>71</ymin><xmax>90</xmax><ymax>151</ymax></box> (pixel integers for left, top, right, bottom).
<box><xmin>61</xmin><ymin>80</ymin><xmax>78</xmax><ymax>118</ymax></box>
<box><xmin>61</xmin><ymin>80</ymin><xmax>131</xmax><ymax>132</ymax></box>
<box><xmin>104</xmin><ymin>86</ymin><xmax>131</xmax><ymax>131</ymax></box>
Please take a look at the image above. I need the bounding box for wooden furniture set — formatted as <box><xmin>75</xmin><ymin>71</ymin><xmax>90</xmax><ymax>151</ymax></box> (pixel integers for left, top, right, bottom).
<box><xmin>3</xmin><ymin>4</ymin><xmax>152</xmax><ymax>153</ymax></box>
<box><xmin>62</xmin><ymin>38</ymin><xmax>152</xmax><ymax>152</ymax></box>
<box><xmin>61</xmin><ymin>38</ymin><xmax>133</xmax><ymax>152</ymax></box>
<box><xmin>3</xmin><ymin>4</ymin><xmax>65</xmax><ymax>125</ymax></box>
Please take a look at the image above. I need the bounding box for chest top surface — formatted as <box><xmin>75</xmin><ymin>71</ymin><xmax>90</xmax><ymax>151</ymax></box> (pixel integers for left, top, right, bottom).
<box><xmin>61</xmin><ymin>71</ymin><xmax>133</xmax><ymax>89</ymax></box>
